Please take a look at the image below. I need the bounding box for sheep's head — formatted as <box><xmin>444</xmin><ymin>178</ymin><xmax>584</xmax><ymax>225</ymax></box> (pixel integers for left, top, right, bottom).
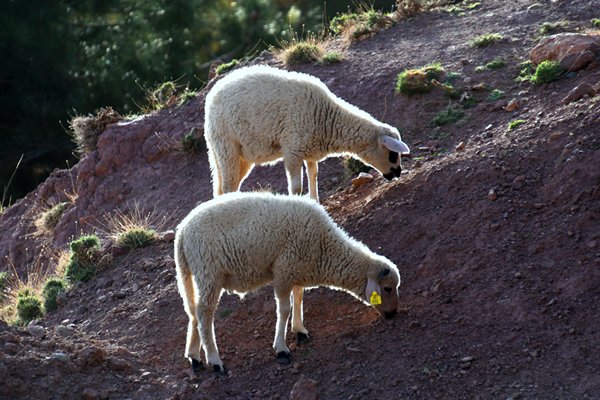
<box><xmin>365</xmin><ymin>264</ymin><xmax>401</xmax><ymax>319</ymax></box>
<box><xmin>356</xmin><ymin>127</ymin><xmax>410</xmax><ymax>181</ymax></box>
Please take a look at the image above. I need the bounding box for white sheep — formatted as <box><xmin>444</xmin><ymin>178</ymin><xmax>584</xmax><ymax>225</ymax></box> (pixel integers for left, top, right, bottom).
<box><xmin>204</xmin><ymin>65</ymin><xmax>410</xmax><ymax>202</ymax></box>
<box><xmin>174</xmin><ymin>191</ymin><xmax>401</xmax><ymax>373</ymax></box>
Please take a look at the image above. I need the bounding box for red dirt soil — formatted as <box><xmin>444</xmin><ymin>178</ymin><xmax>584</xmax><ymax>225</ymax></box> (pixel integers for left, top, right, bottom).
<box><xmin>1</xmin><ymin>1</ymin><xmax>599</xmax><ymax>399</ymax></box>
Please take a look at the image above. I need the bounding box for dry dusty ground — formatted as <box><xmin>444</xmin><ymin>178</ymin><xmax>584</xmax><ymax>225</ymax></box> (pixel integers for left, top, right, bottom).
<box><xmin>1</xmin><ymin>0</ymin><xmax>599</xmax><ymax>399</ymax></box>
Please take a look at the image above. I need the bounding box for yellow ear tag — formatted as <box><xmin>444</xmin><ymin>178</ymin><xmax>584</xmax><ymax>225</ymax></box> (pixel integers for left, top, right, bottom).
<box><xmin>370</xmin><ymin>291</ymin><xmax>382</xmax><ymax>305</ymax></box>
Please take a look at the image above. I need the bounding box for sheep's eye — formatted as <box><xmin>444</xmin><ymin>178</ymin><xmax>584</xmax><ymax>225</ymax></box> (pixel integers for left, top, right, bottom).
<box><xmin>388</xmin><ymin>151</ymin><xmax>399</xmax><ymax>163</ymax></box>
<box><xmin>383</xmin><ymin>287</ymin><xmax>393</xmax><ymax>293</ymax></box>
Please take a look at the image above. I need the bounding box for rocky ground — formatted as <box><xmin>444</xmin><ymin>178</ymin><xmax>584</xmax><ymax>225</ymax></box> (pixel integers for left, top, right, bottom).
<box><xmin>1</xmin><ymin>0</ymin><xmax>599</xmax><ymax>399</ymax></box>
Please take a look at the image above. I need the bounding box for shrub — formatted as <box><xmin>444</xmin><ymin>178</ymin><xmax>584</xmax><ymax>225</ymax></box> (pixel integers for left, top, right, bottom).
<box><xmin>470</xmin><ymin>33</ymin><xmax>503</xmax><ymax>47</ymax></box>
<box><xmin>64</xmin><ymin>235</ymin><xmax>101</xmax><ymax>284</ymax></box>
<box><xmin>16</xmin><ymin>293</ymin><xmax>43</xmax><ymax>325</ymax></box>
<box><xmin>216</xmin><ymin>59</ymin><xmax>239</xmax><ymax>75</ymax></box>
<box><xmin>42</xmin><ymin>278</ymin><xmax>65</xmax><ymax>312</ymax></box>
<box><xmin>395</xmin><ymin>62</ymin><xmax>444</xmax><ymax>95</ymax></box>
<box><xmin>508</xmin><ymin>119</ymin><xmax>526</xmax><ymax>130</ymax></box>
<box><xmin>433</xmin><ymin>106</ymin><xmax>464</xmax><ymax>126</ymax></box>
<box><xmin>531</xmin><ymin>60</ymin><xmax>565</xmax><ymax>84</ymax></box>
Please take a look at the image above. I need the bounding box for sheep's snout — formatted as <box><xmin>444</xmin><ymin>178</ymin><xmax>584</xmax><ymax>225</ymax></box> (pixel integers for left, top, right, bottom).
<box><xmin>383</xmin><ymin>166</ymin><xmax>402</xmax><ymax>180</ymax></box>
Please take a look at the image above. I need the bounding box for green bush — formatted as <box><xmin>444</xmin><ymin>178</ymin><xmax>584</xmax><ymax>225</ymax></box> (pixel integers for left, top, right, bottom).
<box><xmin>531</xmin><ymin>60</ymin><xmax>565</xmax><ymax>84</ymax></box>
<box><xmin>64</xmin><ymin>235</ymin><xmax>101</xmax><ymax>284</ymax></box>
<box><xmin>42</xmin><ymin>279</ymin><xmax>65</xmax><ymax>312</ymax></box>
<box><xmin>395</xmin><ymin>63</ymin><xmax>444</xmax><ymax>95</ymax></box>
<box><xmin>16</xmin><ymin>294</ymin><xmax>43</xmax><ymax>325</ymax></box>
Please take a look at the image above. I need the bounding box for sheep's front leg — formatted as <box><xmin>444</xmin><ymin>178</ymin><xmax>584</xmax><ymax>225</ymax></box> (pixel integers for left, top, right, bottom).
<box><xmin>284</xmin><ymin>154</ymin><xmax>304</xmax><ymax>196</ymax></box>
<box><xmin>305</xmin><ymin>161</ymin><xmax>319</xmax><ymax>202</ymax></box>
<box><xmin>291</xmin><ymin>286</ymin><xmax>310</xmax><ymax>344</ymax></box>
<box><xmin>273</xmin><ymin>288</ymin><xmax>292</xmax><ymax>364</ymax></box>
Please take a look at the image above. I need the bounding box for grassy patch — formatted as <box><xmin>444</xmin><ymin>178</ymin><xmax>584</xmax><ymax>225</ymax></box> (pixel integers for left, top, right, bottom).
<box><xmin>64</xmin><ymin>235</ymin><xmax>101</xmax><ymax>284</ymax></box>
<box><xmin>470</xmin><ymin>33</ymin><xmax>503</xmax><ymax>47</ymax></box>
<box><xmin>539</xmin><ymin>21</ymin><xmax>570</xmax><ymax>36</ymax></box>
<box><xmin>508</xmin><ymin>119</ymin><xmax>526</xmax><ymax>130</ymax></box>
<box><xmin>432</xmin><ymin>106</ymin><xmax>464</xmax><ymax>126</ymax></box>
<box><xmin>216</xmin><ymin>59</ymin><xmax>239</xmax><ymax>75</ymax></box>
<box><xmin>487</xmin><ymin>89</ymin><xmax>505</xmax><ymax>102</ymax></box>
<box><xmin>320</xmin><ymin>51</ymin><xmax>343</xmax><ymax>64</ymax></box>
<box><xmin>330</xmin><ymin>7</ymin><xmax>395</xmax><ymax>40</ymax></box>
<box><xmin>101</xmin><ymin>202</ymin><xmax>164</xmax><ymax>249</ymax></box>
<box><xmin>395</xmin><ymin>62</ymin><xmax>445</xmax><ymax>95</ymax></box>
<box><xmin>531</xmin><ymin>60</ymin><xmax>565</xmax><ymax>84</ymax></box>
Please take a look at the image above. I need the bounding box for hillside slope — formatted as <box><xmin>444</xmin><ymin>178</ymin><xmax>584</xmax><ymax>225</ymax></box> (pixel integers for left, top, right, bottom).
<box><xmin>1</xmin><ymin>0</ymin><xmax>599</xmax><ymax>399</ymax></box>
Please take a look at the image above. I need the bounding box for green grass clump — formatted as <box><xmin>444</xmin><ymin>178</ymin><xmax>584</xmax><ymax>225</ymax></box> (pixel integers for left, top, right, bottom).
<box><xmin>593</xmin><ymin>18</ymin><xmax>600</xmax><ymax>28</ymax></box>
<box><xmin>42</xmin><ymin>278</ymin><xmax>65</xmax><ymax>312</ymax></box>
<box><xmin>35</xmin><ymin>202</ymin><xmax>67</xmax><ymax>235</ymax></box>
<box><xmin>0</xmin><ymin>272</ymin><xmax>8</xmax><ymax>301</ymax></box>
<box><xmin>531</xmin><ymin>60</ymin><xmax>565</xmax><ymax>84</ymax></box>
<box><xmin>281</xmin><ymin>42</ymin><xmax>323</xmax><ymax>65</ymax></box>
<box><xmin>484</xmin><ymin>58</ymin><xmax>506</xmax><ymax>70</ymax></box>
<box><xmin>395</xmin><ymin>62</ymin><xmax>445</xmax><ymax>95</ymax></box>
<box><xmin>177</xmin><ymin>88</ymin><xmax>198</xmax><ymax>106</ymax></box>
<box><xmin>516</xmin><ymin>61</ymin><xmax>535</xmax><ymax>82</ymax></box>
<box><xmin>216</xmin><ymin>59</ymin><xmax>239</xmax><ymax>75</ymax></box>
<box><xmin>116</xmin><ymin>228</ymin><xmax>157</xmax><ymax>249</ymax></box>
<box><xmin>320</xmin><ymin>51</ymin><xmax>343</xmax><ymax>64</ymax></box>
<box><xmin>16</xmin><ymin>290</ymin><xmax>44</xmax><ymax>325</ymax></box>
<box><xmin>343</xmin><ymin>157</ymin><xmax>371</xmax><ymax>177</ymax></box>
<box><xmin>330</xmin><ymin>8</ymin><xmax>394</xmax><ymax>40</ymax></box>
<box><xmin>147</xmin><ymin>81</ymin><xmax>177</xmax><ymax>111</ymax></box>
<box><xmin>487</xmin><ymin>89</ymin><xmax>505</xmax><ymax>102</ymax></box>
<box><xmin>64</xmin><ymin>235</ymin><xmax>101</xmax><ymax>284</ymax></box>
<box><xmin>470</xmin><ymin>33</ymin><xmax>503</xmax><ymax>47</ymax></box>
<box><xmin>539</xmin><ymin>21</ymin><xmax>570</xmax><ymax>36</ymax></box>
<box><xmin>508</xmin><ymin>119</ymin><xmax>526</xmax><ymax>130</ymax></box>
<box><xmin>432</xmin><ymin>106</ymin><xmax>464</xmax><ymax>126</ymax></box>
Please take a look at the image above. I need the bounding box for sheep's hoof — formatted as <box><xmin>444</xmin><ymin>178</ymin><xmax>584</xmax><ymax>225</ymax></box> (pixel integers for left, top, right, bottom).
<box><xmin>213</xmin><ymin>364</ymin><xmax>228</xmax><ymax>375</ymax></box>
<box><xmin>276</xmin><ymin>351</ymin><xmax>292</xmax><ymax>365</ymax></box>
<box><xmin>296</xmin><ymin>332</ymin><xmax>310</xmax><ymax>345</ymax></box>
<box><xmin>190</xmin><ymin>358</ymin><xmax>204</xmax><ymax>374</ymax></box>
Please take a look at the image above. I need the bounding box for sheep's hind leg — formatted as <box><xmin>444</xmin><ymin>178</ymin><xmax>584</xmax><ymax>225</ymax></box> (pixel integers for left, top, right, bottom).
<box><xmin>196</xmin><ymin>287</ymin><xmax>227</xmax><ymax>374</ymax></box>
<box><xmin>180</xmin><ymin>269</ymin><xmax>204</xmax><ymax>372</ymax></box>
<box><xmin>274</xmin><ymin>287</ymin><xmax>293</xmax><ymax>365</ymax></box>
<box><xmin>305</xmin><ymin>160</ymin><xmax>319</xmax><ymax>202</ymax></box>
<box><xmin>284</xmin><ymin>155</ymin><xmax>304</xmax><ymax>196</ymax></box>
<box><xmin>291</xmin><ymin>286</ymin><xmax>310</xmax><ymax>345</ymax></box>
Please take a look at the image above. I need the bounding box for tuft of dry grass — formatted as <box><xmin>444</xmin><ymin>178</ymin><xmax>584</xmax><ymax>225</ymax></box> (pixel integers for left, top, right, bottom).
<box><xmin>34</xmin><ymin>202</ymin><xmax>68</xmax><ymax>237</ymax></box>
<box><xmin>99</xmin><ymin>202</ymin><xmax>166</xmax><ymax>249</ymax></box>
<box><xmin>278</xmin><ymin>30</ymin><xmax>325</xmax><ymax>66</ymax></box>
<box><xmin>69</xmin><ymin>107</ymin><xmax>123</xmax><ymax>156</ymax></box>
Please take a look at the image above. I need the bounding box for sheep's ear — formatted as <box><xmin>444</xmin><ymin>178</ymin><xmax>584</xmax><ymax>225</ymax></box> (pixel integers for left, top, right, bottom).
<box><xmin>380</xmin><ymin>136</ymin><xmax>410</xmax><ymax>155</ymax></box>
<box><xmin>365</xmin><ymin>278</ymin><xmax>382</xmax><ymax>305</ymax></box>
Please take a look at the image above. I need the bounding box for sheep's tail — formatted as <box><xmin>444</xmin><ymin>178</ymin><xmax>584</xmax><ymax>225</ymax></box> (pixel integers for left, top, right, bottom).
<box><xmin>174</xmin><ymin>232</ymin><xmax>196</xmax><ymax>318</ymax></box>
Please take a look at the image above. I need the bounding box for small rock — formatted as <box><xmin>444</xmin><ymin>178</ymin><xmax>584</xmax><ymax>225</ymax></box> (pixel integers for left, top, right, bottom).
<box><xmin>290</xmin><ymin>375</ymin><xmax>320</xmax><ymax>400</ymax></box>
<box><xmin>511</xmin><ymin>175</ymin><xmax>526</xmax><ymax>189</ymax></box>
<box><xmin>49</xmin><ymin>351</ymin><xmax>70</xmax><ymax>363</ymax></box>
<box><xmin>159</xmin><ymin>230</ymin><xmax>176</xmax><ymax>242</ymax></box>
<box><xmin>55</xmin><ymin>325</ymin><xmax>75</xmax><ymax>337</ymax></box>
<box><xmin>505</xmin><ymin>99</ymin><xmax>520</xmax><ymax>112</ymax></box>
<box><xmin>548</xmin><ymin>132</ymin><xmax>562</xmax><ymax>143</ymax></box>
<box><xmin>3</xmin><ymin>342</ymin><xmax>18</xmax><ymax>355</ymax></box>
<box><xmin>488</xmin><ymin>188</ymin><xmax>497</xmax><ymax>201</ymax></box>
<box><xmin>27</xmin><ymin>325</ymin><xmax>46</xmax><ymax>339</ymax></box>
<box><xmin>460</xmin><ymin>356</ymin><xmax>474</xmax><ymax>363</ymax></box>
<box><xmin>351</xmin><ymin>172</ymin><xmax>374</xmax><ymax>187</ymax></box>
<box><xmin>455</xmin><ymin>142</ymin><xmax>466</xmax><ymax>152</ymax></box>
<box><xmin>77</xmin><ymin>346</ymin><xmax>106</xmax><ymax>367</ymax></box>
<box><xmin>106</xmin><ymin>356</ymin><xmax>131</xmax><ymax>371</ymax></box>
<box><xmin>586</xmin><ymin>240</ymin><xmax>597</xmax><ymax>249</ymax></box>
<box><xmin>82</xmin><ymin>388</ymin><xmax>99</xmax><ymax>400</ymax></box>
<box><xmin>562</xmin><ymin>82</ymin><xmax>596</xmax><ymax>104</ymax></box>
